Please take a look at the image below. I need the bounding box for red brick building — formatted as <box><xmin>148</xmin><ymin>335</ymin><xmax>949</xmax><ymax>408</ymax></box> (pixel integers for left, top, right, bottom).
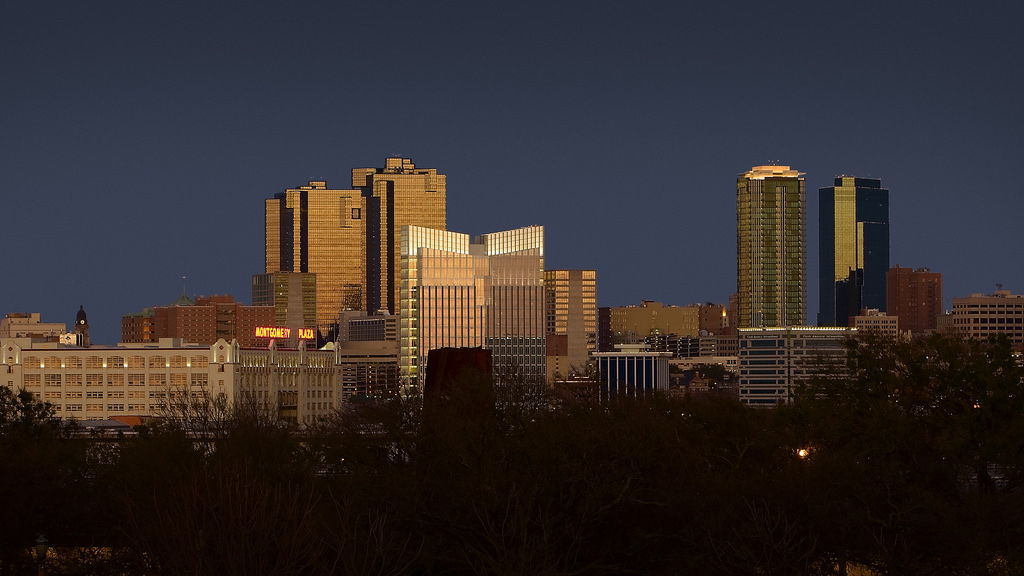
<box><xmin>886</xmin><ymin>266</ymin><xmax>942</xmax><ymax>334</ymax></box>
<box><xmin>122</xmin><ymin>295</ymin><xmax>274</xmax><ymax>347</ymax></box>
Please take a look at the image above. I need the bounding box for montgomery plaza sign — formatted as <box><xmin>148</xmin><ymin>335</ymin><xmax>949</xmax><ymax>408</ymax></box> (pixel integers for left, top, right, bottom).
<box><xmin>254</xmin><ymin>326</ymin><xmax>315</xmax><ymax>340</ymax></box>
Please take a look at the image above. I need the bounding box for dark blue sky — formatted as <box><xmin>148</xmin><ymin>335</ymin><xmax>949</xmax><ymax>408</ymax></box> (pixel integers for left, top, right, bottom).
<box><xmin>3</xmin><ymin>1</ymin><xmax>1022</xmax><ymax>345</ymax></box>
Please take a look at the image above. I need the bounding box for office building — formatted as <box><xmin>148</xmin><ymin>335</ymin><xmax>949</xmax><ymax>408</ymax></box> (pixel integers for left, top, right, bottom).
<box><xmin>949</xmin><ymin>289</ymin><xmax>1024</xmax><ymax>350</ymax></box>
<box><xmin>352</xmin><ymin>157</ymin><xmax>447</xmax><ymax>315</ymax></box>
<box><xmin>335</xmin><ymin>340</ymin><xmax>401</xmax><ymax>401</ymax></box>
<box><xmin>399</xmin><ymin>225</ymin><xmax>545</xmax><ymax>385</ymax></box>
<box><xmin>544</xmin><ymin>269</ymin><xmax>597</xmax><ymax>380</ymax></box>
<box><xmin>337</xmin><ymin>310</ymin><xmax>398</xmax><ymax>342</ymax></box>
<box><xmin>738</xmin><ymin>327</ymin><xmax>852</xmax><ymax>406</ymax></box>
<box><xmin>737</xmin><ymin>165</ymin><xmax>806</xmax><ymax>328</ymax></box>
<box><xmin>886</xmin><ymin>266</ymin><xmax>942</xmax><ymax>334</ymax></box>
<box><xmin>264</xmin><ymin>157</ymin><xmax>446</xmax><ymax>336</ymax></box>
<box><xmin>266</xmin><ymin>180</ymin><xmax>367</xmax><ymax>335</ymax></box>
<box><xmin>252</xmin><ymin>272</ymin><xmax>317</xmax><ymax>345</ymax></box>
<box><xmin>607</xmin><ymin>301</ymin><xmax>701</xmax><ymax>346</ymax></box>
<box><xmin>852</xmin><ymin>309</ymin><xmax>900</xmax><ymax>338</ymax></box>
<box><xmin>818</xmin><ymin>177</ymin><xmax>889</xmax><ymax>326</ymax></box>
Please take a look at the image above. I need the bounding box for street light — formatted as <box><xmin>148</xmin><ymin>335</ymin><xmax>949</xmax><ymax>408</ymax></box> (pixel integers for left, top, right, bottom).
<box><xmin>34</xmin><ymin>535</ymin><xmax>48</xmax><ymax>576</ymax></box>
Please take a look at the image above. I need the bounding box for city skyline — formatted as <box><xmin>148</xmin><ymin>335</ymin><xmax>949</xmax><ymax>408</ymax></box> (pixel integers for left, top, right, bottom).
<box><xmin>3</xmin><ymin>1</ymin><xmax>1022</xmax><ymax>345</ymax></box>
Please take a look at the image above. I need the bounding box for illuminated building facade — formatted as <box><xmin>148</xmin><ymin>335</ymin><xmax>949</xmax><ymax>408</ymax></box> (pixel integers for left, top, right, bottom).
<box><xmin>352</xmin><ymin>157</ymin><xmax>447</xmax><ymax>315</ymax></box>
<box><xmin>2</xmin><ymin>336</ymin><xmax>400</xmax><ymax>424</ymax></box>
<box><xmin>3</xmin><ymin>338</ymin><xmax>242</xmax><ymax>421</ymax></box>
<box><xmin>544</xmin><ymin>269</ymin><xmax>597</xmax><ymax>380</ymax></box>
<box><xmin>736</xmin><ymin>165</ymin><xmax>806</xmax><ymax>328</ymax></box>
<box><xmin>886</xmin><ymin>266</ymin><xmax>942</xmax><ymax>334</ymax></box>
<box><xmin>265</xmin><ymin>158</ymin><xmax>446</xmax><ymax>336</ymax></box>
<box><xmin>738</xmin><ymin>326</ymin><xmax>852</xmax><ymax>406</ymax></box>
<box><xmin>479</xmin><ymin>227</ymin><xmax>546</xmax><ymax>383</ymax></box>
<box><xmin>266</xmin><ymin>180</ymin><xmax>367</xmax><ymax>334</ymax></box>
<box><xmin>400</xmin><ymin>225</ymin><xmax>545</xmax><ymax>384</ymax></box>
<box><xmin>607</xmin><ymin>301</ymin><xmax>701</xmax><ymax>345</ymax></box>
<box><xmin>818</xmin><ymin>177</ymin><xmax>889</xmax><ymax>326</ymax></box>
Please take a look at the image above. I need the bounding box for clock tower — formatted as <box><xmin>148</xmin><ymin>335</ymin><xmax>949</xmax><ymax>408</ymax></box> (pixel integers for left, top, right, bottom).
<box><xmin>74</xmin><ymin>305</ymin><xmax>90</xmax><ymax>347</ymax></box>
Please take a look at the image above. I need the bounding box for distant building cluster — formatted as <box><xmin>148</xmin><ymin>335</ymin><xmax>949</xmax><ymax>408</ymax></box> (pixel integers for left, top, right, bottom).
<box><xmin>3</xmin><ymin>159</ymin><xmax>1022</xmax><ymax>420</ymax></box>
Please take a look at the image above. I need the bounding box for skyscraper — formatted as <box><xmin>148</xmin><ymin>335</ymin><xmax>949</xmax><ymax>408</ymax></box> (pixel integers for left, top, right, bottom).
<box><xmin>736</xmin><ymin>165</ymin><xmax>806</xmax><ymax>328</ymax></box>
<box><xmin>400</xmin><ymin>225</ymin><xmax>545</xmax><ymax>385</ymax></box>
<box><xmin>818</xmin><ymin>176</ymin><xmax>890</xmax><ymax>326</ymax></box>
<box><xmin>544</xmin><ymin>269</ymin><xmax>597</xmax><ymax>379</ymax></box>
<box><xmin>265</xmin><ymin>158</ymin><xmax>446</xmax><ymax>337</ymax></box>
<box><xmin>352</xmin><ymin>157</ymin><xmax>447</xmax><ymax>315</ymax></box>
<box><xmin>265</xmin><ymin>180</ymin><xmax>367</xmax><ymax>335</ymax></box>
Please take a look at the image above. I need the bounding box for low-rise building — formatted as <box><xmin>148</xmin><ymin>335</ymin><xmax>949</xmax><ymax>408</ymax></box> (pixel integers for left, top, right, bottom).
<box><xmin>738</xmin><ymin>327</ymin><xmax>853</xmax><ymax>407</ymax></box>
<box><xmin>949</xmin><ymin>289</ymin><xmax>1024</xmax><ymax>350</ymax></box>
<box><xmin>3</xmin><ymin>334</ymin><xmax>401</xmax><ymax>424</ymax></box>
<box><xmin>0</xmin><ymin>313</ymin><xmax>67</xmax><ymax>342</ymax></box>
<box><xmin>592</xmin><ymin>344</ymin><xmax>672</xmax><ymax>399</ymax></box>
<box><xmin>852</xmin><ymin>309</ymin><xmax>900</xmax><ymax>338</ymax></box>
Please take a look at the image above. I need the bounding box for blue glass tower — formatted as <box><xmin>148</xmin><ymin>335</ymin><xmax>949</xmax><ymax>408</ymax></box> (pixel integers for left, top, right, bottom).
<box><xmin>818</xmin><ymin>177</ymin><xmax>889</xmax><ymax>326</ymax></box>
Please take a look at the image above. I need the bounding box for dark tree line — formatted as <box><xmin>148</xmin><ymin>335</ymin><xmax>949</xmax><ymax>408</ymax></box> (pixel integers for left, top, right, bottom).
<box><xmin>1</xmin><ymin>333</ymin><xmax>1023</xmax><ymax>575</ymax></box>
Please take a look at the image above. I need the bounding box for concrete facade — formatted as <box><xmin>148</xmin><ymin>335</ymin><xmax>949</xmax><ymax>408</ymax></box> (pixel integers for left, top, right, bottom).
<box><xmin>738</xmin><ymin>327</ymin><xmax>853</xmax><ymax>406</ymax></box>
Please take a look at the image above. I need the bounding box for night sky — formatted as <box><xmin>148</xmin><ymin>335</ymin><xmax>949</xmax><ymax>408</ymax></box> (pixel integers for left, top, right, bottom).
<box><xmin>3</xmin><ymin>1</ymin><xmax>1022</xmax><ymax>345</ymax></box>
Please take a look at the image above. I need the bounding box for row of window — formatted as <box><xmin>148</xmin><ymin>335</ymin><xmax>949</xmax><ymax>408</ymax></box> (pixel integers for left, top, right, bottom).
<box><xmin>20</xmin><ymin>355</ymin><xmax>210</xmax><ymax>369</ymax></box>
<box><xmin>23</xmin><ymin>373</ymin><xmax>209</xmax><ymax>386</ymax></box>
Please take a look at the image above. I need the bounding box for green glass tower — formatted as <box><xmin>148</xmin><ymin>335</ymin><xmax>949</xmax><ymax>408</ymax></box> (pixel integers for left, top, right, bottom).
<box><xmin>736</xmin><ymin>165</ymin><xmax>806</xmax><ymax>328</ymax></box>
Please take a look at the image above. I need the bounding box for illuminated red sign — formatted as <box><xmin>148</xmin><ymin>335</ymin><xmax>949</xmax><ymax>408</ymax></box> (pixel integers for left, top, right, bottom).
<box><xmin>254</xmin><ymin>326</ymin><xmax>315</xmax><ymax>340</ymax></box>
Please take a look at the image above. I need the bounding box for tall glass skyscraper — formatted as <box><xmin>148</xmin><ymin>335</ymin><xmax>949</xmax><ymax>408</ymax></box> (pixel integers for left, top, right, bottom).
<box><xmin>736</xmin><ymin>165</ymin><xmax>806</xmax><ymax>328</ymax></box>
<box><xmin>400</xmin><ymin>225</ymin><xmax>545</xmax><ymax>385</ymax></box>
<box><xmin>818</xmin><ymin>177</ymin><xmax>889</xmax><ymax>326</ymax></box>
<box><xmin>352</xmin><ymin>158</ymin><xmax>447</xmax><ymax>315</ymax></box>
<box><xmin>265</xmin><ymin>181</ymin><xmax>367</xmax><ymax>335</ymax></box>
<box><xmin>265</xmin><ymin>158</ymin><xmax>446</xmax><ymax>337</ymax></box>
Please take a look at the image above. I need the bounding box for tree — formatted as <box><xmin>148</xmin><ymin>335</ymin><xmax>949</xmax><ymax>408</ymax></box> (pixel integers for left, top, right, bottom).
<box><xmin>785</xmin><ymin>332</ymin><xmax>1024</xmax><ymax>574</ymax></box>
